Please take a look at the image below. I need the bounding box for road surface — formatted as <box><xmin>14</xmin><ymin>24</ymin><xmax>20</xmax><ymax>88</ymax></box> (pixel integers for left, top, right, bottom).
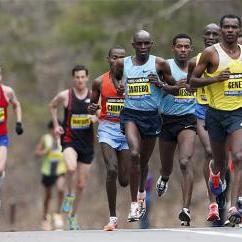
<box><xmin>0</xmin><ymin>227</ymin><xmax>242</xmax><ymax>242</ymax></box>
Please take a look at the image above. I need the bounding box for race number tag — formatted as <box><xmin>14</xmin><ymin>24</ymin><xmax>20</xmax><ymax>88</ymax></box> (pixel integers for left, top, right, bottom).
<box><xmin>127</xmin><ymin>77</ymin><xmax>151</xmax><ymax>98</ymax></box>
<box><xmin>106</xmin><ymin>98</ymin><xmax>124</xmax><ymax>118</ymax></box>
<box><xmin>224</xmin><ymin>73</ymin><xmax>242</xmax><ymax>96</ymax></box>
<box><xmin>71</xmin><ymin>114</ymin><xmax>91</xmax><ymax>129</ymax></box>
<box><xmin>0</xmin><ymin>108</ymin><xmax>5</xmax><ymax>123</ymax></box>
<box><xmin>175</xmin><ymin>88</ymin><xmax>196</xmax><ymax>103</ymax></box>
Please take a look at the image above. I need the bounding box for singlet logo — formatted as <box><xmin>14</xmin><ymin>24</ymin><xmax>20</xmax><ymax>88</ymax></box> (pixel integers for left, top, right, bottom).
<box><xmin>0</xmin><ymin>108</ymin><xmax>5</xmax><ymax>123</ymax></box>
<box><xmin>106</xmin><ymin>98</ymin><xmax>124</xmax><ymax>118</ymax></box>
<box><xmin>175</xmin><ymin>88</ymin><xmax>196</xmax><ymax>103</ymax></box>
<box><xmin>224</xmin><ymin>73</ymin><xmax>242</xmax><ymax>96</ymax></box>
<box><xmin>127</xmin><ymin>77</ymin><xmax>151</xmax><ymax>98</ymax></box>
<box><xmin>70</xmin><ymin>114</ymin><xmax>91</xmax><ymax>129</ymax></box>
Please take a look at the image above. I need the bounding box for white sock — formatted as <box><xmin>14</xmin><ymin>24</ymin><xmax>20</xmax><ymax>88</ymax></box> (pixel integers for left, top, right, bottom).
<box><xmin>110</xmin><ymin>216</ymin><xmax>118</xmax><ymax>223</ymax></box>
<box><xmin>137</xmin><ymin>191</ymin><xmax>146</xmax><ymax>199</ymax></box>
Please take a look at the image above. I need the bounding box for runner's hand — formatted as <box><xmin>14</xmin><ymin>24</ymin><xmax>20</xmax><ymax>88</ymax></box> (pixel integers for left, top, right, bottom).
<box><xmin>15</xmin><ymin>122</ymin><xmax>24</xmax><ymax>135</ymax></box>
<box><xmin>116</xmin><ymin>82</ymin><xmax>125</xmax><ymax>96</ymax></box>
<box><xmin>54</xmin><ymin>125</ymin><xmax>64</xmax><ymax>137</ymax></box>
<box><xmin>88</xmin><ymin>103</ymin><xmax>100</xmax><ymax>114</ymax></box>
<box><xmin>148</xmin><ymin>74</ymin><xmax>164</xmax><ymax>88</ymax></box>
<box><xmin>215</xmin><ymin>68</ymin><xmax>231</xmax><ymax>82</ymax></box>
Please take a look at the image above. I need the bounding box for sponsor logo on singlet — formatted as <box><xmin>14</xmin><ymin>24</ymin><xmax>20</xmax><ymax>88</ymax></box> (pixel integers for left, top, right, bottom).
<box><xmin>70</xmin><ymin>114</ymin><xmax>91</xmax><ymax>129</ymax></box>
<box><xmin>224</xmin><ymin>73</ymin><xmax>242</xmax><ymax>96</ymax></box>
<box><xmin>175</xmin><ymin>88</ymin><xmax>196</xmax><ymax>103</ymax></box>
<box><xmin>106</xmin><ymin>98</ymin><xmax>124</xmax><ymax>118</ymax></box>
<box><xmin>127</xmin><ymin>77</ymin><xmax>151</xmax><ymax>99</ymax></box>
<box><xmin>0</xmin><ymin>108</ymin><xmax>5</xmax><ymax>123</ymax></box>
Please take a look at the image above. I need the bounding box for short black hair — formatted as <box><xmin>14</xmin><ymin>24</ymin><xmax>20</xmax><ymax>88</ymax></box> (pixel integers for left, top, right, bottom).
<box><xmin>108</xmin><ymin>45</ymin><xmax>125</xmax><ymax>57</ymax></box>
<box><xmin>47</xmin><ymin>120</ymin><xmax>61</xmax><ymax>129</ymax></box>
<box><xmin>71</xmin><ymin>65</ymin><xmax>88</xmax><ymax>76</ymax></box>
<box><xmin>172</xmin><ymin>33</ymin><xmax>192</xmax><ymax>46</ymax></box>
<box><xmin>220</xmin><ymin>14</ymin><xmax>241</xmax><ymax>28</ymax></box>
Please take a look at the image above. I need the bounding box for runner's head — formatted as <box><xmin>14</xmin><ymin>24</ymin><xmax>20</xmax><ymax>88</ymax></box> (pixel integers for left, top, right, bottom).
<box><xmin>107</xmin><ymin>46</ymin><xmax>125</xmax><ymax>72</ymax></box>
<box><xmin>47</xmin><ymin>120</ymin><xmax>60</xmax><ymax>136</ymax></box>
<box><xmin>172</xmin><ymin>33</ymin><xmax>192</xmax><ymax>63</ymax></box>
<box><xmin>132</xmin><ymin>30</ymin><xmax>153</xmax><ymax>62</ymax></box>
<box><xmin>71</xmin><ymin>65</ymin><xmax>88</xmax><ymax>91</ymax></box>
<box><xmin>203</xmin><ymin>23</ymin><xmax>220</xmax><ymax>48</ymax></box>
<box><xmin>220</xmin><ymin>14</ymin><xmax>241</xmax><ymax>44</ymax></box>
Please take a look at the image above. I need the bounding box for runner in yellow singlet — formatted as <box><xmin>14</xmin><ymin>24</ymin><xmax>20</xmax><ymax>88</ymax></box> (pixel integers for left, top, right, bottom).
<box><xmin>188</xmin><ymin>23</ymin><xmax>221</xmax><ymax>222</ymax></box>
<box><xmin>35</xmin><ymin>120</ymin><xmax>66</xmax><ymax>231</ymax></box>
<box><xmin>191</xmin><ymin>14</ymin><xmax>242</xmax><ymax>225</ymax></box>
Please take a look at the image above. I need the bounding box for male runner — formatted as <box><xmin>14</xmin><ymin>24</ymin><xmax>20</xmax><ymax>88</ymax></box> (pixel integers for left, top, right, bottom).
<box><xmin>0</xmin><ymin>66</ymin><xmax>23</xmax><ymax>206</ymax></box>
<box><xmin>114</xmin><ymin>30</ymin><xmax>175</xmax><ymax>220</ymax></box>
<box><xmin>49</xmin><ymin>65</ymin><xmax>96</xmax><ymax>230</ymax></box>
<box><xmin>88</xmin><ymin>46</ymin><xmax>139</xmax><ymax>230</ymax></box>
<box><xmin>156</xmin><ymin>33</ymin><xmax>196</xmax><ymax>226</ymax></box>
<box><xmin>35</xmin><ymin>120</ymin><xmax>66</xmax><ymax>230</ymax></box>
<box><xmin>188</xmin><ymin>23</ymin><xmax>221</xmax><ymax>222</ymax></box>
<box><xmin>191</xmin><ymin>14</ymin><xmax>242</xmax><ymax>225</ymax></box>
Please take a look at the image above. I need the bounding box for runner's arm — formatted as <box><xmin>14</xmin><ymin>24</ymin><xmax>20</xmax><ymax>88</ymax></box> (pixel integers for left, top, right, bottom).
<box><xmin>190</xmin><ymin>48</ymin><xmax>230</xmax><ymax>87</ymax></box>
<box><xmin>48</xmin><ymin>91</ymin><xmax>66</xmax><ymax>133</ymax></box>
<box><xmin>8</xmin><ymin>87</ymin><xmax>23</xmax><ymax>135</ymax></box>
<box><xmin>156</xmin><ymin>57</ymin><xmax>176</xmax><ymax>86</ymax></box>
<box><xmin>8</xmin><ymin>88</ymin><xmax>22</xmax><ymax>123</ymax></box>
<box><xmin>35</xmin><ymin>136</ymin><xmax>49</xmax><ymax>157</ymax></box>
<box><xmin>88</xmin><ymin>76</ymin><xmax>101</xmax><ymax>115</ymax></box>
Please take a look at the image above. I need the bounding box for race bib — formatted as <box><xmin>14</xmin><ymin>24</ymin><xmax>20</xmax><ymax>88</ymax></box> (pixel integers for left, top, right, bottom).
<box><xmin>0</xmin><ymin>108</ymin><xmax>5</xmax><ymax>123</ymax></box>
<box><xmin>127</xmin><ymin>77</ymin><xmax>151</xmax><ymax>98</ymax></box>
<box><xmin>71</xmin><ymin>114</ymin><xmax>91</xmax><ymax>129</ymax></box>
<box><xmin>175</xmin><ymin>88</ymin><xmax>196</xmax><ymax>103</ymax></box>
<box><xmin>224</xmin><ymin>73</ymin><xmax>242</xmax><ymax>96</ymax></box>
<box><xmin>106</xmin><ymin>98</ymin><xmax>124</xmax><ymax>118</ymax></box>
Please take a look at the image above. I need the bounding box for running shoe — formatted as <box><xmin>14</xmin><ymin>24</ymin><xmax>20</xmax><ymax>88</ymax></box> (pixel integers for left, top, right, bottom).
<box><xmin>53</xmin><ymin>213</ymin><xmax>64</xmax><ymax>230</ymax></box>
<box><xmin>180</xmin><ymin>221</ymin><xmax>190</xmax><ymax>226</ymax></box>
<box><xmin>41</xmin><ymin>214</ymin><xmax>52</xmax><ymax>231</ymax></box>
<box><xmin>208</xmin><ymin>165</ymin><xmax>226</xmax><ymax>196</ymax></box>
<box><xmin>179</xmin><ymin>208</ymin><xmax>191</xmax><ymax>225</ymax></box>
<box><xmin>224</xmin><ymin>219</ymin><xmax>235</xmax><ymax>227</ymax></box>
<box><xmin>156</xmin><ymin>176</ymin><xmax>168</xmax><ymax>197</ymax></box>
<box><xmin>127</xmin><ymin>202</ymin><xmax>139</xmax><ymax>222</ymax></box>
<box><xmin>67</xmin><ymin>216</ymin><xmax>80</xmax><ymax>230</ymax></box>
<box><xmin>103</xmin><ymin>217</ymin><xmax>118</xmax><ymax>231</ymax></box>
<box><xmin>137</xmin><ymin>192</ymin><xmax>146</xmax><ymax>219</ymax></box>
<box><xmin>207</xmin><ymin>202</ymin><xmax>220</xmax><ymax>221</ymax></box>
<box><xmin>227</xmin><ymin>206</ymin><xmax>241</xmax><ymax>225</ymax></box>
<box><xmin>62</xmin><ymin>194</ymin><xmax>74</xmax><ymax>213</ymax></box>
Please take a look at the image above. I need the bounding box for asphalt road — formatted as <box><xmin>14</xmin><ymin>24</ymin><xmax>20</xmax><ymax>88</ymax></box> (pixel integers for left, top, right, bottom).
<box><xmin>0</xmin><ymin>227</ymin><xmax>242</xmax><ymax>242</ymax></box>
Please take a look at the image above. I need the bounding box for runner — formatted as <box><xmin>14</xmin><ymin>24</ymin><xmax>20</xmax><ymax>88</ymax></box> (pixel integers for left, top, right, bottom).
<box><xmin>0</xmin><ymin>66</ymin><xmax>23</xmax><ymax>207</ymax></box>
<box><xmin>113</xmin><ymin>30</ymin><xmax>175</xmax><ymax>220</ymax></box>
<box><xmin>188</xmin><ymin>23</ymin><xmax>221</xmax><ymax>222</ymax></box>
<box><xmin>49</xmin><ymin>65</ymin><xmax>96</xmax><ymax>230</ymax></box>
<box><xmin>35</xmin><ymin>120</ymin><xmax>66</xmax><ymax>231</ymax></box>
<box><xmin>191</xmin><ymin>14</ymin><xmax>242</xmax><ymax>225</ymax></box>
<box><xmin>156</xmin><ymin>33</ymin><xmax>196</xmax><ymax>226</ymax></box>
<box><xmin>88</xmin><ymin>46</ymin><xmax>139</xmax><ymax>231</ymax></box>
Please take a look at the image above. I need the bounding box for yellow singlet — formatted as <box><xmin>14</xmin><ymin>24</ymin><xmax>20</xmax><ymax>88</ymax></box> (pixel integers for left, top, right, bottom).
<box><xmin>206</xmin><ymin>43</ymin><xmax>242</xmax><ymax>111</ymax></box>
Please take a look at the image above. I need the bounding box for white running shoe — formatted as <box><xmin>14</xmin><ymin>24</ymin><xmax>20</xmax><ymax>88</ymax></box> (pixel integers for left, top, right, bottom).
<box><xmin>104</xmin><ymin>217</ymin><xmax>118</xmax><ymax>231</ymax></box>
<box><xmin>127</xmin><ymin>202</ymin><xmax>139</xmax><ymax>222</ymax></box>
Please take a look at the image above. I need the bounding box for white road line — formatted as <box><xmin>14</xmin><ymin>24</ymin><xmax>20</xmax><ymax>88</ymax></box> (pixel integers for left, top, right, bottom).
<box><xmin>166</xmin><ymin>228</ymin><xmax>242</xmax><ymax>239</ymax></box>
